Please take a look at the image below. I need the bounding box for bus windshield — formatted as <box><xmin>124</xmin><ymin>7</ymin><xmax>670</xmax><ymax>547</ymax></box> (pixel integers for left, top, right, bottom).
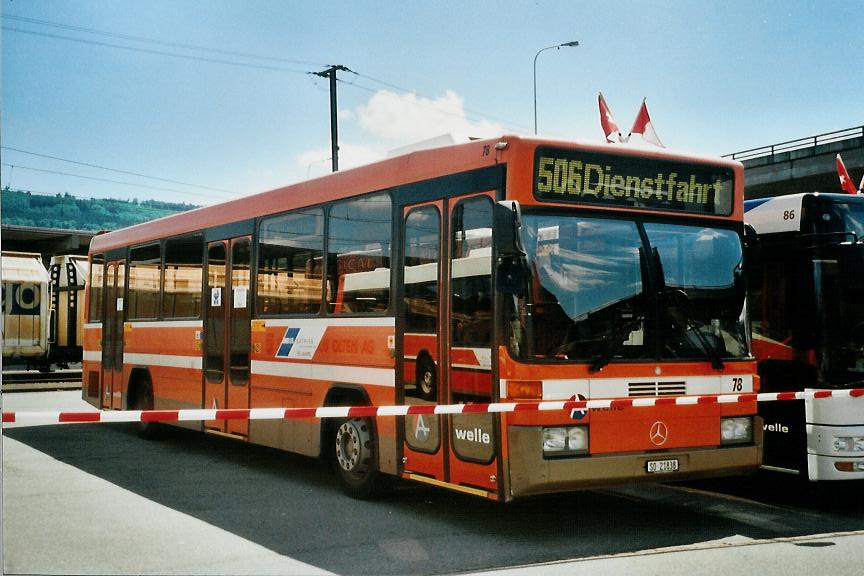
<box><xmin>805</xmin><ymin>198</ymin><xmax>864</xmax><ymax>386</ymax></box>
<box><xmin>508</xmin><ymin>213</ymin><xmax>748</xmax><ymax>364</ymax></box>
<box><xmin>812</xmin><ymin>242</ymin><xmax>864</xmax><ymax>387</ymax></box>
<box><xmin>810</xmin><ymin>198</ymin><xmax>864</xmax><ymax>240</ymax></box>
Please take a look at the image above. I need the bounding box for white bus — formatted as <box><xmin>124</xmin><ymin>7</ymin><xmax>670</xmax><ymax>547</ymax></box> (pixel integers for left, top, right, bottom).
<box><xmin>746</xmin><ymin>192</ymin><xmax>864</xmax><ymax>480</ymax></box>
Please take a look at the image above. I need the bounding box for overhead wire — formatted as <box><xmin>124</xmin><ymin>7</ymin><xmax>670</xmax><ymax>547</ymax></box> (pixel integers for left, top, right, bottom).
<box><xmin>3</xmin><ymin>13</ymin><xmax>327</xmax><ymax>67</ymax></box>
<box><xmin>1</xmin><ymin>146</ymin><xmax>237</xmax><ymax>195</ymax></box>
<box><xmin>4</xmin><ymin>13</ymin><xmax>532</xmax><ymax>200</ymax></box>
<box><xmin>0</xmin><ymin>163</ymin><xmax>235</xmax><ymax>201</ymax></box>
<box><xmin>1</xmin><ymin>26</ymin><xmax>314</xmax><ymax>74</ymax></box>
<box><xmin>4</xmin><ymin>13</ymin><xmax>525</xmax><ymax>133</ymax></box>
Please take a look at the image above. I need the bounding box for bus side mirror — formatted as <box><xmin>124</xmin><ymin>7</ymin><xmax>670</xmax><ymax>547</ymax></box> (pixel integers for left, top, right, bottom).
<box><xmin>497</xmin><ymin>257</ymin><xmax>528</xmax><ymax>295</ymax></box>
<box><xmin>743</xmin><ymin>224</ymin><xmax>760</xmax><ymax>268</ymax></box>
<box><xmin>494</xmin><ymin>201</ymin><xmax>528</xmax><ymax>295</ymax></box>
<box><xmin>494</xmin><ymin>200</ymin><xmax>525</xmax><ymax>258</ymax></box>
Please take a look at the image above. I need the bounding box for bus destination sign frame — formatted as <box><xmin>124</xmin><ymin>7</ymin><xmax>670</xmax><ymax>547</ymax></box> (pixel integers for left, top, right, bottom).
<box><xmin>533</xmin><ymin>147</ymin><xmax>735</xmax><ymax>216</ymax></box>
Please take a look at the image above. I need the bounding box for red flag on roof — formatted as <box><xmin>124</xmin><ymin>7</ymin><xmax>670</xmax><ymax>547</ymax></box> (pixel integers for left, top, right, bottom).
<box><xmin>837</xmin><ymin>154</ymin><xmax>859</xmax><ymax>195</ymax></box>
<box><xmin>628</xmin><ymin>98</ymin><xmax>664</xmax><ymax>147</ymax></box>
<box><xmin>598</xmin><ymin>92</ymin><xmax>623</xmax><ymax>143</ymax></box>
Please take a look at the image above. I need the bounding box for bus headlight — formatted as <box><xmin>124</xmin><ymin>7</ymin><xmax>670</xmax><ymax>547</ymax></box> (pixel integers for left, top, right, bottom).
<box><xmin>833</xmin><ymin>436</ymin><xmax>864</xmax><ymax>452</ymax></box>
<box><xmin>720</xmin><ymin>417</ymin><xmax>753</xmax><ymax>445</ymax></box>
<box><xmin>543</xmin><ymin>426</ymin><xmax>589</xmax><ymax>456</ymax></box>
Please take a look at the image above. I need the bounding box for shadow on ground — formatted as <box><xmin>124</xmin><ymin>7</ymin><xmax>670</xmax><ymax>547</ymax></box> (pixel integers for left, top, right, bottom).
<box><xmin>6</xmin><ymin>424</ymin><xmax>862</xmax><ymax>575</ymax></box>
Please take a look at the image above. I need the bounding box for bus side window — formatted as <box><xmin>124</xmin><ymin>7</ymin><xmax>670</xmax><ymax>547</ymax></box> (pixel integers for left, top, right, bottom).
<box><xmin>405</xmin><ymin>206</ymin><xmax>440</xmax><ymax>334</ymax></box>
<box><xmin>256</xmin><ymin>208</ymin><xmax>324</xmax><ymax>316</ymax></box>
<box><xmin>87</xmin><ymin>254</ymin><xmax>105</xmax><ymax>323</ymax></box>
<box><xmin>162</xmin><ymin>233</ymin><xmax>203</xmax><ymax>319</ymax></box>
<box><xmin>450</xmin><ymin>196</ymin><xmax>493</xmax><ymax>401</ymax></box>
<box><xmin>128</xmin><ymin>243</ymin><xmax>162</xmax><ymax>320</ymax></box>
<box><xmin>327</xmin><ymin>192</ymin><xmax>392</xmax><ymax>314</ymax></box>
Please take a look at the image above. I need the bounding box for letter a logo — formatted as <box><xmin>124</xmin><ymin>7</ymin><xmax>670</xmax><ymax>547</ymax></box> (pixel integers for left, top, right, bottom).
<box><xmin>414</xmin><ymin>414</ymin><xmax>430</xmax><ymax>442</ymax></box>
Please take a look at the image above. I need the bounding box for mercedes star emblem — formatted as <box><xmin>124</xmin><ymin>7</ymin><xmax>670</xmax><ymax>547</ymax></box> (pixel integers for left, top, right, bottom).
<box><xmin>650</xmin><ymin>421</ymin><xmax>669</xmax><ymax>446</ymax></box>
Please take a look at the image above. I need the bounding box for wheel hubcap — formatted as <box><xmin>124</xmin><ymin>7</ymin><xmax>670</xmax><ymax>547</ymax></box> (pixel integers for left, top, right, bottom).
<box><xmin>336</xmin><ymin>420</ymin><xmax>370</xmax><ymax>474</ymax></box>
<box><xmin>421</xmin><ymin>370</ymin><xmax>434</xmax><ymax>395</ymax></box>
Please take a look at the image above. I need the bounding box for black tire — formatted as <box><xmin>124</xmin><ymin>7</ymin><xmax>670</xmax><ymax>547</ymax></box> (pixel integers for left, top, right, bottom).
<box><xmin>129</xmin><ymin>378</ymin><xmax>157</xmax><ymax>439</ymax></box>
<box><xmin>332</xmin><ymin>417</ymin><xmax>384</xmax><ymax>498</ymax></box>
<box><xmin>416</xmin><ymin>355</ymin><xmax>437</xmax><ymax>401</ymax></box>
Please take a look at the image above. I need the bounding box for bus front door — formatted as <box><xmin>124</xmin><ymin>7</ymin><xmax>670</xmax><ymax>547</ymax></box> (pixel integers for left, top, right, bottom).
<box><xmin>100</xmin><ymin>261</ymin><xmax>125</xmax><ymax>410</ymax></box>
<box><xmin>203</xmin><ymin>237</ymin><xmax>252</xmax><ymax>436</ymax></box>
<box><xmin>400</xmin><ymin>192</ymin><xmax>499</xmax><ymax>497</ymax></box>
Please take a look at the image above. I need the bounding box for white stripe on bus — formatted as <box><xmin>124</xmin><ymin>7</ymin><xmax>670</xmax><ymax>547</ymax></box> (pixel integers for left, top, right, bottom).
<box><xmin>251</xmin><ymin>360</ymin><xmax>395</xmax><ymax>387</ymax></box>
<box><xmin>82</xmin><ymin>350</ymin><xmax>102</xmax><ymax>362</ymax></box>
<box><xmin>262</xmin><ymin>317</ymin><xmax>395</xmax><ymax>328</ymax></box>
<box><xmin>126</xmin><ymin>320</ymin><xmax>204</xmax><ymax>329</ymax></box>
<box><xmin>124</xmin><ymin>353</ymin><xmax>203</xmax><ymax>370</ymax></box>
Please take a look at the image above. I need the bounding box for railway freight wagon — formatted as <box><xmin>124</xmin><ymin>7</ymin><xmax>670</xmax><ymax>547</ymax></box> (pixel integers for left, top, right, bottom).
<box><xmin>48</xmin><ymin>255</ymin><xmax>88</xmax><ymax>365</ymax></box>
<box><xmin>1</xmin><ymin>251</ymin><xmax>51</xmax><ymax>368</ymax></box>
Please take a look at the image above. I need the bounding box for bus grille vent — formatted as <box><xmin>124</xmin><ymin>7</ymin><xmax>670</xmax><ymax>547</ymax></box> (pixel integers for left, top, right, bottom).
<box><xmin>628</xmin><ymin>381</ymin><xmax>686</xmax><ymax>397</ymax></box>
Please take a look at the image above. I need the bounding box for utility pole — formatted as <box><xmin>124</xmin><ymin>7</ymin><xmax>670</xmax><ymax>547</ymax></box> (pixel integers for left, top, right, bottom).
<box><xmin>313</xmin><ymin>65</ymin><xmax>350</xmax><ymax>172</ymax></box>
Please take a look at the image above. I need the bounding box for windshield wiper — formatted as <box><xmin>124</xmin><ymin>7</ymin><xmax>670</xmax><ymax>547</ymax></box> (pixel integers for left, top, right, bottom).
<box><xmin>650</xmin><ymin>248</ymin><xmax>724</xmax><ymax>370</ymax></box>
<box><xmin>588</xmin><ymin>313</ymin><xmax>644</xmax><ymax>373</ymax></box>
<box><xmin>587</xmin><ymin>247</ymin><xmax>652</xmax><ymax>372</ymax></box>
<box><xmin>665</xmin><ymin>288</ymin><xmax>725</xmax><ymax>370</ymax></box>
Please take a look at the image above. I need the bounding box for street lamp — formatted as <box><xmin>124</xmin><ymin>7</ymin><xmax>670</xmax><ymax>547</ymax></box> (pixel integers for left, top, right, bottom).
<box><xmin>533</xmin><ymin>41</ymin><xmax>579</xmax><ymax>134</ymax></box>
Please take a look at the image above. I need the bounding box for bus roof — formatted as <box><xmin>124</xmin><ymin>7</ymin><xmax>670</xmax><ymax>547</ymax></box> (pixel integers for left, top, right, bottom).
<box><xmin>90</xmin><ymin>135</ymin><xmax>743</xmax><ymax>254</ymax></box>
<box><xmin>745</xmin><ymin>192</ymin><xmax>864</xmax><ymax>234</ymax></box>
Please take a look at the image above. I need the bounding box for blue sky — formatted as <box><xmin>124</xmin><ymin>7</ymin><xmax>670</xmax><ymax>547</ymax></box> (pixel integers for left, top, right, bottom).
<box><xmin>2</xmin><ymin>0</ymin><xmax>861</xmax><ymax>205</ymax></box>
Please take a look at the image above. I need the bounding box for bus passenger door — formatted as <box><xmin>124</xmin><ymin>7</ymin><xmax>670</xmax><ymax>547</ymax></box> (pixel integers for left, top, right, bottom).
<box><xmin>399</xmin><ymin>192</ymin><xmax>499</xmax><ymax>496</ymax></box>
<box><xmin>100</xmin><ymin>261</ymin><xmax>125</xmax><ymax>410</ymax></box>
<box><xmin>400</xmin><ymin>201</ymin><xmax>446</xmax><ymax>481</ymax></box>
<box><xmin>446</xmin><ymin>193</ymin><xmax>498</xmax><ymax>493</ymax></box>
<box><xmin>203</xmin><ymin>237</ymin><xmax>252</xmax><ymax>436</ymax></box>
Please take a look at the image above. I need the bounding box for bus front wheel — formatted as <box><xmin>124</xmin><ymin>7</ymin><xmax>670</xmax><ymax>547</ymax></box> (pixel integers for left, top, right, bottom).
<box><xmin>333</xmin><ymin>417</ymin><xmax>382</xmax><ymax>498</ymax></box>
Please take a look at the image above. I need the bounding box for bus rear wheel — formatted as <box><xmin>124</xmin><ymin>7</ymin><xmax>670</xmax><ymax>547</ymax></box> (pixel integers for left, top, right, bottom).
<box><xmin>332</xmin><ymin>417</ymin><xmax>382</xmax><ymax>498</ymax></box>
<box><xmin>416</xmin><ymin>356</ymin><xmax>437</xmax><ymax>401</ymax></box>
<box><xmin>129</xmin><ymin>377</ymin><xmax>156</xmax><ymax>439</ymax></box>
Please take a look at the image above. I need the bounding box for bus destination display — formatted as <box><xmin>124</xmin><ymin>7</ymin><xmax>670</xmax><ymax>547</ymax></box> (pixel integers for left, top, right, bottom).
<box><xmin>534</xmin><ymin>147</ymin><xmax>734</xmax><ymax>216</ymax></box>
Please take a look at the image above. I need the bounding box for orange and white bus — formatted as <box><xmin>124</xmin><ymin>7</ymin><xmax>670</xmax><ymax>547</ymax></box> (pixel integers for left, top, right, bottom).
<box><xmin>82</xmin><ymin>135</ymin><xmax>761</xmax><ymax>501</ymax></box>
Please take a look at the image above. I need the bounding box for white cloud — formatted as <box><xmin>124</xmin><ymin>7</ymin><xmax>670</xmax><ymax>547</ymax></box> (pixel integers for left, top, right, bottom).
<box><xmin>292</xmin><ymin>89</ymin><xmax>504</xmax><ymax>181</ymax></box>
<box><xmin>356</xmin><ymin>89</ymin><xmax>503</xmax><ymax>142</ymax></box>
<box><xmin>296</xmin><ymin>142</ymin><xmax>384</xmax><ymax>180</ymax></box>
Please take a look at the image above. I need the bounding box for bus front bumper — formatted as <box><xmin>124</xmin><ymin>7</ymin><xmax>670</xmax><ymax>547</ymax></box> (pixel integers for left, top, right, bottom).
<box><xmin>507</xmin><ymin>425</ymin><xmax>763</xmax><ymax>499</ymax></box>
<box><xmin>806</xmin><ymin>422</ymin><xmax>864</xmax><ymax>481</ymax></box>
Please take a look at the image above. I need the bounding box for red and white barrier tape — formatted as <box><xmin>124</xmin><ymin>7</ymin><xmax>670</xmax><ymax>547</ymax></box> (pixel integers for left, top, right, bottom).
<box><xmin>3</xmin><ymin>388</ymin><xmax>863</xmax><ymax>426</ymax></box>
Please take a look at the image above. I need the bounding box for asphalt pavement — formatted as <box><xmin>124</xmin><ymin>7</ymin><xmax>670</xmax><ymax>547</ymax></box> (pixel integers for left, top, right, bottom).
<box><xmin>3</xmin><ymin>391</ymin><xmax>863</xmax><ymax>575</ymax></box>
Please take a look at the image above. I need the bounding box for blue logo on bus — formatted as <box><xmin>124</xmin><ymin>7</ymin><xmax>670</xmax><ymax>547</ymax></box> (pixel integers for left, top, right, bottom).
<box><xmin>276</xmin><ymin>328</ymin><xmax>301</xmax><ymax>358</ymax></box>
<box><xmin>570</xmin><ymin>394</ymin><xmax>587</xmax><ymax>420</ymax></box>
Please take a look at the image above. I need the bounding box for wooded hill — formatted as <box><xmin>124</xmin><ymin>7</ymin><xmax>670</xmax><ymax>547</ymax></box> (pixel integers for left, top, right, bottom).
<box><xmin>1</xmin><ymin>189</ymin><xmax>198</xmax><ymax>231</ymax></box>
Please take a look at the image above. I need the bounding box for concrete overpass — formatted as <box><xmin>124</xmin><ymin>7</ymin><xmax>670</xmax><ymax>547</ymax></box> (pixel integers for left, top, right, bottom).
<box><xmin>1</xmin><ymin>224</ymin><xmax>96</xmax><ymax>264</ymax></box>
<box><xmin>725</xmin><ymin>126</ymin><xmax>864</xmax><ymax>199</ymax></box>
